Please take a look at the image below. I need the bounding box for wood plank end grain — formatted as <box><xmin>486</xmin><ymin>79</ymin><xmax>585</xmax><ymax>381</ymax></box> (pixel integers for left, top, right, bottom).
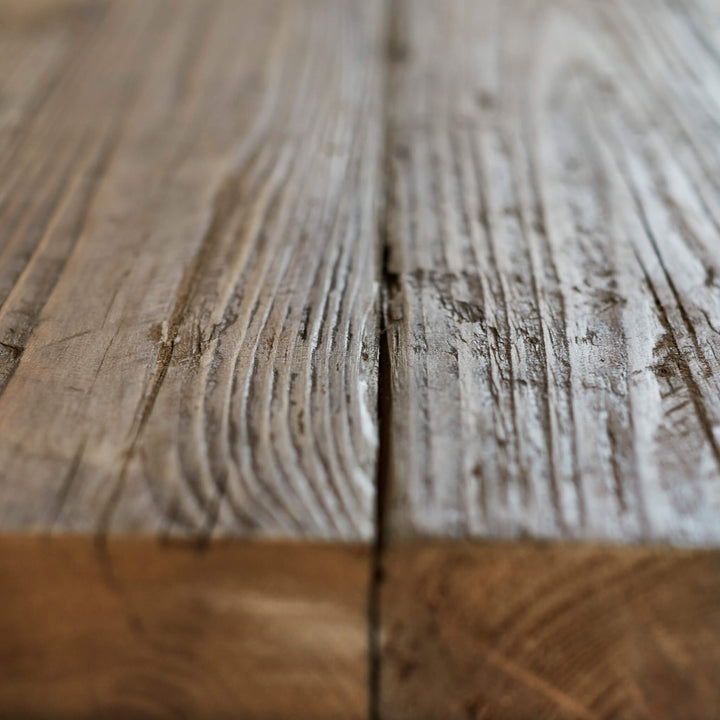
<box><xmin>0</xmin><ymin>538</ymin><xmax>370</xmax><ymax>720</ymax></box>
<box><xmin>380</xmin><ymin>541</ymin><xmax>720</xmax><ymax>720</ymax></box>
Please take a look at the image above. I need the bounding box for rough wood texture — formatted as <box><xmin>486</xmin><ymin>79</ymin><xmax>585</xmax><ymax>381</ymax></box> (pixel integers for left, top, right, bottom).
<box><xmin>377</xmin><ymin>3</ymin><xmax>720</xmax><ymax>715</ymax></box>
<box><xmin>0</xmin><ymin>0</ymin><xmax>382</xmax><ymax>539</ymax></box>
<box><xmin>384</xmin><ymin>0</ymin><xmax>720</xmax><ymax>544</ymax></box>
<box><xmin>4</xmin><ymin>1</ymin><xmax>720</xmax><ymax>718</ymax></box>
<box><xmin>381</xmin><ymin>542</ymin><xmax>720</xmax><ymax>720</ymax></box>
<box><xmin>0</xmin><ymin>538</ymin><xmax>369</xmax><ymax>720</ymax></box>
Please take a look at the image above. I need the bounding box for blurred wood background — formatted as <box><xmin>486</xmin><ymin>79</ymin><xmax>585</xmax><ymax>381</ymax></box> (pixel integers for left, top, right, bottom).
<box><xmin>1</xmin><ymin>0</ymin><xmax>720</xmax><ymax>718</ymax></box>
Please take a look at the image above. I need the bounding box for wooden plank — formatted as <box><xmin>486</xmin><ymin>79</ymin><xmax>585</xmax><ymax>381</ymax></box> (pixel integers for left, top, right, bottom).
<box><xmin>380</xmin><ymin>542</ymin><xmax>720</xmax><ymax>720</ymax></box>
<box><xmin>0</xmin><ymin>2</ymin><xmax>381</xmax><ymax>715</ymax></box>
<box><xmin>0</xmin><ymin>0</ymin><xmax>382</xmax><ymax>539</ymax></box>
<box><xmin>0</xmin><ymin>538</ymin><xmax>369</xmax><ymax>720</ymax></box>
<box><xmin>379</xmin><ymin>1</ymin><xmax>720</xmax><ymax>717</ymax></box>
<box><xmin>383</xmin><ymin>0</ymin><xmax>720</xmax><ymax>544</ymax></box>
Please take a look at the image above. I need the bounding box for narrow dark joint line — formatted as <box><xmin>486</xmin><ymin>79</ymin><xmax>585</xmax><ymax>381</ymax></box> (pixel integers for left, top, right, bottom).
<box><xmin>370</xmin><ymin>250</ymin><xmax>392</xmax><ymax>720</ymax></box>
<box><xmin>369</xmin><ymin>0</ymin><xmax>401</xmax><ymax>718</ymax></box>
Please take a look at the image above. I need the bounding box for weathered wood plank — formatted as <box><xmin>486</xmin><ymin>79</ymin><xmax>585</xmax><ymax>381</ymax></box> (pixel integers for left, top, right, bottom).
<box><xmin>379</xmin><ymin>1</ymin><xmax>720</xmax><ymax>717</ymax></box>
<box><xmin>381</xmin><ymin>542</ymin><xmax>720</xmax><ymax>720</ymax></box>
<box><xmin>0</xmin><ymin>0</ymin><xmax>382</xmax><ymax>539</ymax></box>
<box><xmin>0</xmin><ymin>538</ymin><xmax>369</xmax><ymax>720</ymax></box>
<box><xmin>383</xmin><ymin>0</ymin><xmax>720</xmax><ymax>544</ymax></box>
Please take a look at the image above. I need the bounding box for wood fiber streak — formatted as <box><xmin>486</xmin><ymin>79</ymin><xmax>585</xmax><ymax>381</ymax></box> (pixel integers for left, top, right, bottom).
<box><xmin>0</xmin><ymin>0</ymin><xmax>382</xmax><ymax>538</ymax></box>
<box><xmin>384</xmin><ymin>0</ymin><xmax>720</xmax><ymax>543</ymax></box>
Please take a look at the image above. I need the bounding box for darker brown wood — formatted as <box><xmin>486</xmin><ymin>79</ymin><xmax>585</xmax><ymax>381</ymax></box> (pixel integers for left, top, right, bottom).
<box><xmin>380</xmin><ymin>542</ymin><xmax>720</xmax><ymax>720</ymax></box>
<box><xmin>0</xmin><ymin>538</ymin><xmax>369</xmax><ymax>720</ymax></box>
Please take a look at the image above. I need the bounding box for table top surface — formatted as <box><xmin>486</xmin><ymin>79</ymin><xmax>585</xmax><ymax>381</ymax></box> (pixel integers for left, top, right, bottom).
<box><xmin>1</xmin><ymin>0</ymin><xmax>719</xmax><ymax>546</ymax></box>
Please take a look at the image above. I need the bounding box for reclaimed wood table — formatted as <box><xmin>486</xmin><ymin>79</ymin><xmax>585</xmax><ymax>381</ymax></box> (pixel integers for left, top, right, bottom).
<box><xmin>1</xmin><ymin>0</ymin><xmax>720</xmax><ymax>718</ymax></box>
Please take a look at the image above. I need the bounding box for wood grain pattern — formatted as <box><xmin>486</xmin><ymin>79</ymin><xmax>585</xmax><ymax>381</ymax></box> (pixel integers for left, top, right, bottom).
<box><xmin>0</xmin><ymin>538</ymin><xmax>369</xmax><ymax>720</ymax></box>
<box><xmin>383</xmin><ymin>0</ymin><xmax>720</xmax><ymax>544</ymax></box>
<box><xmin>0</xmin><ymin>0</ymin><xmax>382</xmax><ymax>539</ymax></box>
<box><xmin>4</xmin><ymin>1</ymin><xmax>720</xmax><ymax>718</ymax></box>
<box><xmin>380</xmin><ymin>542</ymin><xmax>720</xmax><ymax>720</ymax></box>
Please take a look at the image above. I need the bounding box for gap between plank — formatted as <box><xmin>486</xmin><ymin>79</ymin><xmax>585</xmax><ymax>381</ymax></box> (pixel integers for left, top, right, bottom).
<box><xmin>369</xmin><ymin>276</ymin><xmax>392</xmax><ymax>720</ymax></box>
<box><xmin>369</xmin><ymin>0</ymin><xmax>401</xmax><ymax>717</ymax></box>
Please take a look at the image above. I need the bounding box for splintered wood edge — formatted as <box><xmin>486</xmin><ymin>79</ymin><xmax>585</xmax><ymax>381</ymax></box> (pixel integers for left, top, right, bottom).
<box><xmin>0</xmin><ymin>538</ymin><xmax>369</xmax><ymax>720</ymax></box>
<box><xmin>380</xmin><ymin>541</ymin><xmax>720</xmax><ymax>720</ymax></box>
